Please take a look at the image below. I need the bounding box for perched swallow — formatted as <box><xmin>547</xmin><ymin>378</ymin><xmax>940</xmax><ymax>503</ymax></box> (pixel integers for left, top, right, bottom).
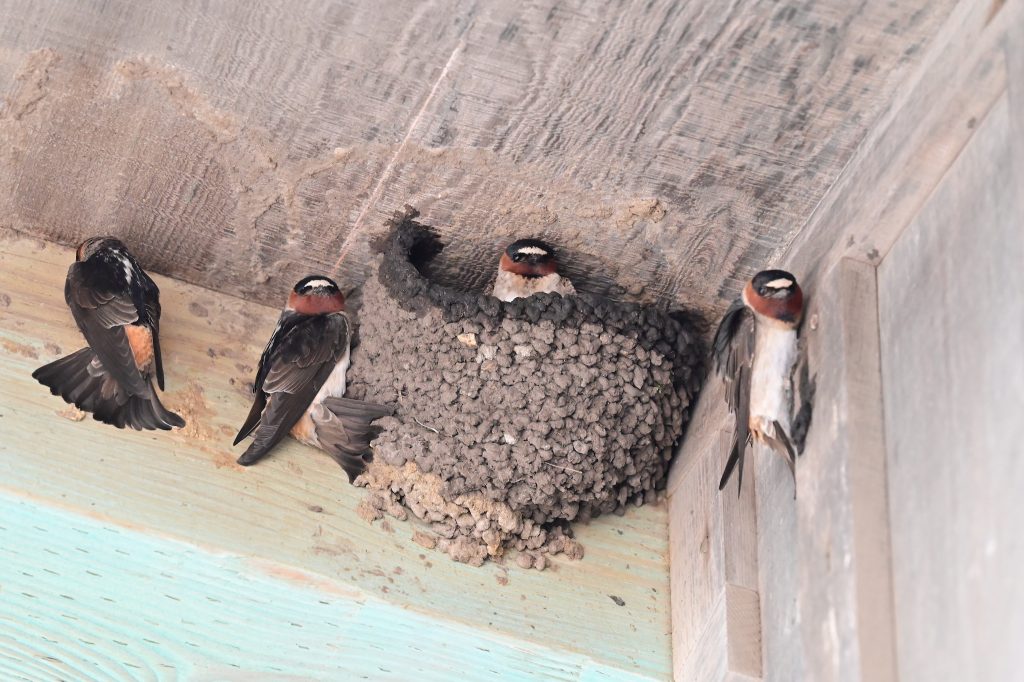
<box><xmin>491</xmin><ymin>238</ymin><xmax>576</xmax><ymax>302</ymax></box>
<box><xmin>713</xmin><ymin>270</ymin><xmax>804</xmax><ymax>493</ymax></box>
<box><xmin>32</xmin><ymin>237</ymin><xmax>185</xmax><ymax>430</ymax></box>
<box><xmin>233</xmin><ymin>276</ymin><xmax>393</xmax><ymax>482</ymax></box>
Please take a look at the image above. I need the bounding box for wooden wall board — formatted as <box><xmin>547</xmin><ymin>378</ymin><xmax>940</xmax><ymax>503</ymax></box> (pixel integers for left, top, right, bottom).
<box><xmin>0</xmin><ymin>491</ymin><xmax>657</xmax><ymax>681</ymax></box>
<box><xmin>0</xmin><ymin>0</ymin><xmax>470</xmax><ymax>302</ymax></box>
<box><xmin>666</xmin><ymin>1</ymin><xmax>1017</xmax><ymax>678</ymax></box>
<box><xmin>0</xmin><ymin>233</ymin><xmax>672</xmax><ymax>679</ymax></box>
<box><xmin>1006</xmin><ymin>1</ymin><xmax>1024</xmax><ymax>173</ymax></box>
<box><xmin>878</xmin><ymin>93</ymin><xmax>1024</xmax><ymax>682</ymax></box>
<box><xmin>787</xmin><ymin>258</ymin><xmax>895</xmax><ymax>682</ymax></box>
<box><xmin>674</xmin><ymin>588</ymin><xmax>760</xmax><ymax>682</ymax></box>
<box><xmin>669</xmin><ymin>429</ymin><xmax>760</xmax><ymax>680</ymax></box>
<box><xmin>782</xmin><ymin>0</ymin><xmax>1015</xmax><ymax>279</ymax></box>
<box><xmin>0</xmin><ymin>0</ymin><xmax>958</xmax><ymax>320</ymax></box>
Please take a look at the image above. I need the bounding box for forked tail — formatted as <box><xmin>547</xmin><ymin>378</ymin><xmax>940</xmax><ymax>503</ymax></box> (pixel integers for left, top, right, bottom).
<box><xmin>33</xmin><ymin>348</ymin><xmax>185</xmax><ymax>430</ymax></box>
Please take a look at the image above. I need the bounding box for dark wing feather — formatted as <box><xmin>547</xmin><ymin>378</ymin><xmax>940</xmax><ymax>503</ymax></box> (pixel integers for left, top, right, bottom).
<box><xmin>769</xmin><ymin>420</ymin><xmax>797</xmax><ymax>475</ymax></box>
<box><xmin>235</xmin><ymin>313</ymin><xmax>349</xmax><ymax>465</ymax></box>
<box><xmin>232</xmin><ymin>391</ymin><xmax>267</xmax><ymax>446</ymax></box>
<box><xmin>791</xmin><ymin>357</ymin><xmax>816</xmax><ymax>455</ymax></box>
<box><xmin>317</xmin><ymin>396</ymin><xmax>395</xmax><ymax>482</ymax></box>
<box><xmin>33</xmin><ymin>345</ymin><xmax>183</xmax><ymax>430</ymax></box>
<box><xmin>139</xmin><ymin>271</ymin><xmax>166</xmax><ymax>391</ymax></box>
<box><xmin>232</xmin><ymin>310</ymin><xmax>299</xmax><ymax>446</ymax></box>
<box><xmin>252</xmin><ymin>311</ymin><xmax>300</xmax><ymax>395</ymax></box>
<box><xmin>714</xmin><ymin>302</ymin><xmax>755</xmax><ymax>493</ymax></box>
<box><xmin>64</xmin><ymin>263</ymin><xmax>150</xmax><ymax>396</ymax></box>
<box><xmin>150</xmin><ymin>311</ymin><xmax>165</xmax><ymax>391</ymax></box>
<box><xmin>713</xmin><ymin>299</ymin><xmax>750</xmax><ymax>376</ymax></box>
<box><xmin>718</xmin><ymin>433</ymin><xmax>744</xmax><ymax>492</ymax></box>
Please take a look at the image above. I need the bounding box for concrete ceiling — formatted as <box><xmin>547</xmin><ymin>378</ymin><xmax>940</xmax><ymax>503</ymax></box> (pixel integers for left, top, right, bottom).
<box><xmin>0</xmin><ymin>0</ymin><xmax>959</xmax><ymax>320</ymax></box>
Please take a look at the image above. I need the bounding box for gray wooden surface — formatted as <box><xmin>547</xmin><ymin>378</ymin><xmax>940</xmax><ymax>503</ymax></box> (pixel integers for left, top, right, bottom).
<box><xmin>788</xmin><ymin>258</ymin><xmax>896</xmax><ymax>682</ymax></box>
<box><xmin>666</xmin><ymin>1</ymin><xmax>1022</xmax><ymax>679</ymax></box>
<box><xmin>669</xmin><ymin>429</ymin><xmax>760</xmax><ymax>680</ymax></box>
<box><xmin>784</xmin><ymin>0</ymin><xmax>1013</xmax><ymax>276</ymax></box>
<box><xmin>878</xmin><ymin>93</ymin><xmax>1024</xmax><ymax>682</ymax></box>
<box><xmin>0</xmin><ymin>0</ymin><xmax>956</xmax><ymax>316</ymax></box>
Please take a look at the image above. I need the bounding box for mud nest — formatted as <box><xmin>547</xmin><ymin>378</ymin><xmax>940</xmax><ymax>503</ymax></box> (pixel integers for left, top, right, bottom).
<box><xmin>344</xmin><ymin>208</ymin><xmax>705</xmax><ymax>567</ymax></box>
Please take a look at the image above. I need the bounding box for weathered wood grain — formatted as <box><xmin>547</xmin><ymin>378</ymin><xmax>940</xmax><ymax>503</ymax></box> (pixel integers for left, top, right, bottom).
<box><xmin>878</xmin><ymin>93</ymin><xmax>1024</xmax><ymax>682</ymax></box>
<box><xmin>669</xmin><ymin>428</ymin><xmax>760</xmax><ymax>680</ymax></box>
<box><xmin>0</xmin><ymin>0</ymin><xmax>470</xmax><ymax>301</ymax></box>
<box><xmin>0</xmin><ymin>233</ymin><xmax>672</xmax><ymax>679</ymax></box>
<box><xmin>666</xmin><ymin>1</ymin><xmax>1018</xmax><ymax>678</ymax></box>
<box><xmin>785</xmin><ymin>258</ymin><xmax>896</xmax><ymax>682</ymax></box>
<box><xmin>0</xmin><ymin>0</ymin><xmax>957</xmax><ymax>319</ymax></box>
<box><xmin>751</xmin><ymin>437</ymin><xmax>801</xmax><ymax>681</ymax></box>
<box><xmin>0</xmin><ymin>491</ymin><xmax>656</xmax><ymax>681</ymax></box>
<box><xmin>783</xmin><ymin>0</ymin><xmax>1016</xmax><ymax>276</ymax></box>
<box><xmin>1006</xmin><ymin>0</ymin><xmax>1024</xmax><ymax>173</ymax></box>
<box><xmin>675</xmin><ymin>589</ymin><xmax>760</xmax><ymax>682</ymax></box>
<box><xmin>331</xmin><ymin>0</ymin><xmax>958</xmax><ymax>311</ymax></box>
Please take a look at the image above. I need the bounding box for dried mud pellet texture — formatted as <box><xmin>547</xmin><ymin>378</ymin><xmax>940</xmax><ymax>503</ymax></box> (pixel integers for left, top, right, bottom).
<box><xmin>346</xmin><ymin>208</ymin><xmax>705</xmax><ymax>568</ymax></box>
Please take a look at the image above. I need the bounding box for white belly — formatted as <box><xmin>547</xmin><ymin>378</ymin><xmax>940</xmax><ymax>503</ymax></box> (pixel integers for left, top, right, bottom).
<box><xmin>492</xmin><ymin>271</ymin><xmax>576</xmax><ymax>302</ymax></box>
<box><xmin>291</xmin><ymin>350</ymin><xmax>349</xmax><ymax>447</ymax></box>
<box><xmin>749</xmin><ymin>326</ymin><xmax>797</xmax><ymax>436</ymax></box>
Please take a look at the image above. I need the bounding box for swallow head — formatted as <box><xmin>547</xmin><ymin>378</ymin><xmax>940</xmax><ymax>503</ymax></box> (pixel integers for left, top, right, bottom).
<box><xmin>743</xmin><ymin>269</ymin><xmax>803</xmax><ymax>327</ymax></box>
<box><xmin>76</xmin><ymin>236</ymin><xmax>127</xmax><ymax>262</ymax></box>
<box><xmin>499</xmin><ymin>239</ymin><xmax>558</xmax><ymax>278</ymax></box>
<box><xmin>287</xmin><ymin>275</ymin><xmax>345</xmax><ymax>315</ymax></box>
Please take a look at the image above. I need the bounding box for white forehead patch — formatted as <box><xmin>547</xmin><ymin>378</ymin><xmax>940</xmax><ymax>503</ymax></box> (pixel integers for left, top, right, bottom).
<box><xmin>766</xmin><ymin>278</ymin><xmax>793</xmax><ymax>289</ymax></box>
<box><xmin>515</xmin><ymin>246</ymin><xmax>549</xmax><ymax>256</ymax></box>
<box><xmin>118</xmin><ymin>255</ymin><xmax>133</xmax><ymax>283</ymax></box>
<box><xmin>302</xmin><ymin>279</ymin><xmax>334</xmax><ymax>289</ymax></box>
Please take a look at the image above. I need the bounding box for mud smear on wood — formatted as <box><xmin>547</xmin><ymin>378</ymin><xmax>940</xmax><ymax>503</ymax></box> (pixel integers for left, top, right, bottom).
<box><xmin>345</xmin><ymin>210</ymin><xmax>705</xmax><ymax>568</ymax></box>
<box><xmin>167</xmin><ymin>379</ymin><xmax>215</xmax><ymax>441</ymax></box>
<box><xmin>56</xmin><ymin>405</ymin><xmax>86</xmax><ymax>422</ymax></box>
<box><xmin>2</xmin><ymin>339</ymin><xmax>39</xmax><ymax>359</ymax></box>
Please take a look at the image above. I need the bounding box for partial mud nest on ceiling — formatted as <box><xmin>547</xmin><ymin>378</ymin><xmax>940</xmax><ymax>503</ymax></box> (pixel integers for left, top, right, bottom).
<box><xmin>344</xmin><ymin>207</ymin><xmax>705</xmax><ymax>568</ymax></box>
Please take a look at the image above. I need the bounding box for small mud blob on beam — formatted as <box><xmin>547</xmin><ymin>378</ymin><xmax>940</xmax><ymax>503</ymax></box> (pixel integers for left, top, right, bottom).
<box><xmin>345</xmin><ymin>208</ymin><xmax>705</xmax><ymax>568</ymax></box>
<box><xmin>57</xmin><ymin>405</ymin><xmax>86</xmax><ymax>422</ymax></box>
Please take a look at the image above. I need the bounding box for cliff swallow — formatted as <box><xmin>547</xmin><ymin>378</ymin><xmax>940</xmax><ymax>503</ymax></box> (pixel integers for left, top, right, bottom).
<box><xmin>32</xmin><ymin>237</ymin><xmax>185</xmax><ymax>430</ymax></box>
<box><xmin>233</xmin><ymin>276</ymin><xmax>393</xmax><ymax>482</ymax></box>
<box><xmin>491</xmin><ymin>239</ymin><xmax>576</xmax><ymax>302</ymax></box>
<box><xmin>713</xmin><ymin>270</ymin><xmax>804</xmax><ymax>493</ymax></box>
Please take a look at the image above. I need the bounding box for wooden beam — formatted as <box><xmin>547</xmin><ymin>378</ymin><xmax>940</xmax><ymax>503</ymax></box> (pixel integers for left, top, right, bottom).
<box><xmin>790</xmin><ymin>258</ymin><xmax>896</xmax><ymax>682</ymax></box>
<box><xmin>1005</xmin><ymin>0</ymin><xmax>1024</xmax><ymax>174</ymax></box>
<box><xmin>783</xmin><ymin>0</ymin><xmax>1015</xmax><ymax>277</ymax></box>
<box><xmin>667</xmin><ymin>1</ymin><xmax>1018</xmax><ymax>677</ymax></box>
<box><xmin>669</xmin><ymin>429</ymin><xmax>760</xmax><ymax>680</ymax></box>
<box><xmin>0</xmin><ymin>491</ymin><xmax>655</xmax><ymax>681</ymax></box>
<box><xmin>0</xmin><ymin>0</ymin><xmax>959</xmax><ymax>318</ymax></box>
<box><xmin>878</xmin><ymin>91</ymin><xmax>1024</xmax><ymax>682</ymax></box>
<box><xmin>0</xmin><ymin>232</ymin><xmax>672</xmax><ymax>679</ymax></box>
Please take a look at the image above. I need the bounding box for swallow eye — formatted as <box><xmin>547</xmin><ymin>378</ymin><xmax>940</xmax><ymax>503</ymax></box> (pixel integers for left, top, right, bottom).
<box><xmin>512</xmin><ymin>253</ymin><xmax>525</xmax><ymax>262</ymax></box>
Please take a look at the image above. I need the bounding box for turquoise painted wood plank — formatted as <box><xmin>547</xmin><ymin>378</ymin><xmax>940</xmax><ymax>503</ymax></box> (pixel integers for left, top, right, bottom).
<box><xmin>0</xmin><ymin>233</ymin><xmax>671</xmax><ymax>678</ymax></box>
<box><xmin>0</xmin><ymin>492</ymin><xmax>658</xmax><ymax>681</ymax></box>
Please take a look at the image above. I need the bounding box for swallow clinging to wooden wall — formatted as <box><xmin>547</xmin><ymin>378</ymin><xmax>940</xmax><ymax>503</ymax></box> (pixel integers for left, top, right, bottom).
<box><xmin>713</xmin><ymin>269</ymin><xmax>806</xmax><ymax>493</ymax></box>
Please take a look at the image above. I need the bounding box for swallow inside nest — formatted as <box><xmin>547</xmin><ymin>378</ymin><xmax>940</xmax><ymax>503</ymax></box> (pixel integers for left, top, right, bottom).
<box><xmin>338</xmin><ymin>207</ymin><xmax>707</xmax><ymax>568</ymax></box>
